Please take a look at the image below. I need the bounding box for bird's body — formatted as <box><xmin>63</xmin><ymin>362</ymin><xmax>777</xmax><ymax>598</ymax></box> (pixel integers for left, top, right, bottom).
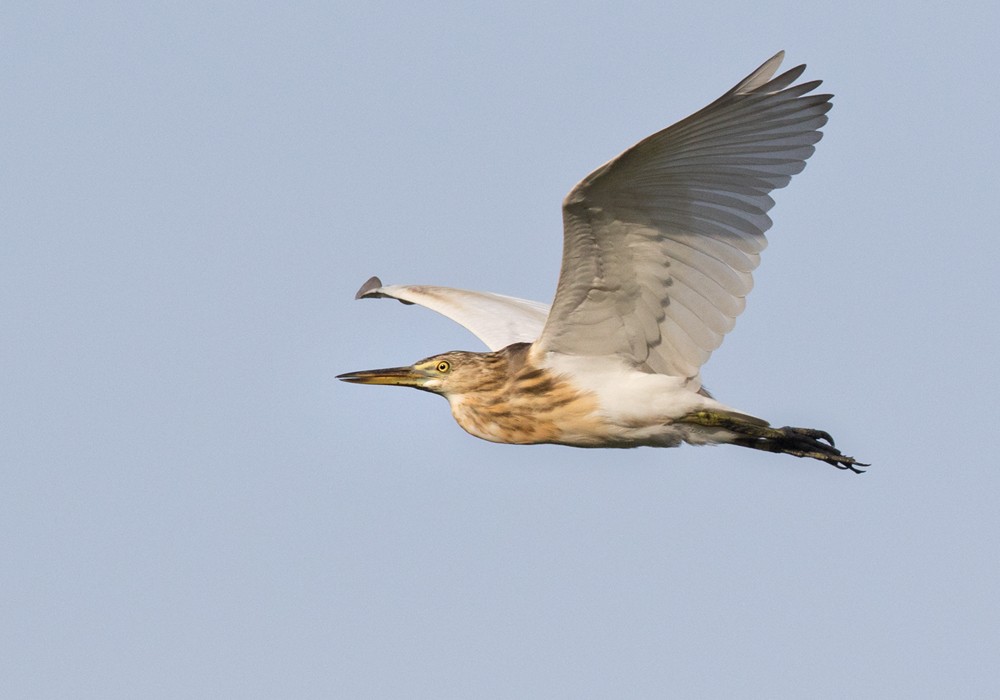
<box><xmin>438</xmin><ymin>344</ymin><xmax>703</xmax><ymax>449</ymax></box>
<box><xmin>339</xmin><ymin>52</ymin><xmax>867</xmax><ymax>472</ymax></box>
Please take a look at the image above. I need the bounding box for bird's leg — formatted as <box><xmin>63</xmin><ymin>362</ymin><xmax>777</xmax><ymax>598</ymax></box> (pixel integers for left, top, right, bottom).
<box><xmin>679</xmin><ymin>410</ymin><xmax>868</xmax><ymax>473</ymax></box>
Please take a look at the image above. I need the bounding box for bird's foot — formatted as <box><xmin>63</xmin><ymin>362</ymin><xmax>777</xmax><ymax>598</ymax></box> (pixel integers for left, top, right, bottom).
<box><xmin>759</xmin><ymin>426</ymin><xmax>869</xmax><ymax>473</ymax></box>
<box><xmin>680</xmin><ymin>411</ymin><xmax>868</xmax><ymax>473</ymax></box>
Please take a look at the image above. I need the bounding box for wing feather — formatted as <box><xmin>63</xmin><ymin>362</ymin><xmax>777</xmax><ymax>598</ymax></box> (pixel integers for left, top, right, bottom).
<box><xmin>353</xmin><ymin>276</ymin><xmax>549</xmax><ymax>351</ymax></box>
<box><xmin>535</xmin><ymin>52</ymin><xmax>831</xmax><ymax>384</ymax></box>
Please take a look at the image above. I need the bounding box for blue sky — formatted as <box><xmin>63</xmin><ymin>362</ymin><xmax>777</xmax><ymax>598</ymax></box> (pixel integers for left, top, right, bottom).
<box><xmin>3</xmin><ymin>2</ymin><xmax>999</xmax><ymax>697</ymax></box>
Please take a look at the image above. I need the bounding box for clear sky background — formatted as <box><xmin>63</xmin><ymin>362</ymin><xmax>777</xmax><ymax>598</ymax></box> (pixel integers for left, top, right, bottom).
<box><xmin>3</xmin><ymin>2</ymin><xmax>999</xmax><ymax>698</ymax></box>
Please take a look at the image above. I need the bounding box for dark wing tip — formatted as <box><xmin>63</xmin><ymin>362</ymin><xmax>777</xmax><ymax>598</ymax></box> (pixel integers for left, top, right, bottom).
<box><xmin>355</xmin><ymin>276</ymin><xmax>383</xmax><ymax>299</ymax></box>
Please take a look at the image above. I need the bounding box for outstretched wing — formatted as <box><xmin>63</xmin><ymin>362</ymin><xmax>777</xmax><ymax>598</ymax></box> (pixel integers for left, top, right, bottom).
<box><xmin>353</xmin><ymin>276</ymin><xmax>550</xmax><ymax>351</ymax></box>
<box><xmin>535</xmin><ymin>52</ymin><xmax>832</xmax><ymax>384</ymax></box>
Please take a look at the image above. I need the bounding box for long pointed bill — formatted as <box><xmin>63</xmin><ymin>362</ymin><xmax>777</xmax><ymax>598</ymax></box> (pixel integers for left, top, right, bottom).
<box><xmin>336</xmin><ymin>366</ymin><xmax>431</xmax><ymax>388</ymax></box>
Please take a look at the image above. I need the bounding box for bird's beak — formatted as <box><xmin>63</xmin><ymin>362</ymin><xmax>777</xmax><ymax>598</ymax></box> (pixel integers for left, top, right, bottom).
<box><xmin>336</xmin><ymin>365</ymin><xmax>432</xmax><ymax>389</ymax></box>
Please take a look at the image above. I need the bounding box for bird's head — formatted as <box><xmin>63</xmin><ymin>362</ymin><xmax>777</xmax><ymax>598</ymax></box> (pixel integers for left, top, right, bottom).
<box><xmin>338</xmin><ymin>349</ymin><xmax>514</xmax><ymax>398</ymax></box>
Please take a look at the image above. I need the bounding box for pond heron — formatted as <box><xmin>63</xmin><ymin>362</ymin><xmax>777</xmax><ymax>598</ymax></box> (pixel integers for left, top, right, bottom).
<box><xmin>339</xmin><ymin>52</ymin><xmax>867</xmax><ymax>472</ymax></box>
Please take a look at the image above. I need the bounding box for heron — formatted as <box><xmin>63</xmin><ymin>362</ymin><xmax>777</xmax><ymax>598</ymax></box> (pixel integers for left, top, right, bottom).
<box><xmin>338</xmin><ymin>52</ymin><xmax>867</xmax><ymax>472</ymax></box>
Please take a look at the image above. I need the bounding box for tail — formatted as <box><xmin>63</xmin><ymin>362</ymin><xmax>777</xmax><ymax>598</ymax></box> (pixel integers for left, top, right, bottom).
<box><xmin>681</xmin><ymin>410</ymin><xmax>868</xmax><ymax>473</ymax></box>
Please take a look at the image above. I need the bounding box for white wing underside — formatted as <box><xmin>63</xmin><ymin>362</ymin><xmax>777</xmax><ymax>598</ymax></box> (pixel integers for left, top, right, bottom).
<box><xmin>353</xmin><ymin>276</ymin><xmax>549</xmax><ymax>351</ymax></box>
<box><xmin>353</xmin><ymin>52</ymin><xmax>831</xmax><ymax>388</ymax></box>
<box><xmin>537</xmin><ymin>51</ymin><xmax>832</xmax><ymax>387</ymax></box>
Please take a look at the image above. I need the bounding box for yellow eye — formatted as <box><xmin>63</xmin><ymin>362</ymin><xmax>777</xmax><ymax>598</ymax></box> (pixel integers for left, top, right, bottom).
<box><xmin>436</xmin><ymin>360</ymin><xmax>451</xmax><ymax>373</ymax></box>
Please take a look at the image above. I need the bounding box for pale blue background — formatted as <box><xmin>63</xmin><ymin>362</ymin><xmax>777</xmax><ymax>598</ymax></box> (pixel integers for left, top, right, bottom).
<box><xmin>3</xmin><ymin>2</ymin><xmax>998</xmax><ymax>698</ymax></box>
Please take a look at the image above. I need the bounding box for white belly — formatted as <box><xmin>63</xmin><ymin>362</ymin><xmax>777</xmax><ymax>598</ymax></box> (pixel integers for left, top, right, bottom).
<box><xmin>537</xmin><ymin>352</ymin><xmax>745</xmax><ymax>448</ymax></box>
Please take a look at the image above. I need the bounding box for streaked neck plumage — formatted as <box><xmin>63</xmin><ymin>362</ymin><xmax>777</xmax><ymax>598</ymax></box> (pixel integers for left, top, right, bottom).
<box><xmin>443</xmin><ymin>343</ymin><xmax>604</xmax><ymax>445</ymax></box>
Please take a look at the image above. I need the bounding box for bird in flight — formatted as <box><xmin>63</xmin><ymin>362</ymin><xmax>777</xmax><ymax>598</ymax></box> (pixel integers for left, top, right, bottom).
<box><xmin>339</xmin><ymin>52</ymin><xmax>867</xmax><ymax>472</ymax></box>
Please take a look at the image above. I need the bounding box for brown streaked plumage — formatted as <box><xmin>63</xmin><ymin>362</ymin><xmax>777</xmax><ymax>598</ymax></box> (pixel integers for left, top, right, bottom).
<box><xmin>444</xmin><ymin>344</ymin><xmax>605</xmax><ymax>446</ymax></box>
<box><xmin>340</xmin><ymin>343</ymin><xmax>606</xmax><ymax>446</ymax></box>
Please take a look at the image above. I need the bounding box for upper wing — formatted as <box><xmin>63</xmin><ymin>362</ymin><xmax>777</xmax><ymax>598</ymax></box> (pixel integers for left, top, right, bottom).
<box><xmin>535</xmin><ymin>52</ymin><xmax>832</xmax><ymax>384</ymax></box>
<box><xmin>354</xmin><ymin>276</ymin><xmax>550</xmax><ymax>351</ymax></box>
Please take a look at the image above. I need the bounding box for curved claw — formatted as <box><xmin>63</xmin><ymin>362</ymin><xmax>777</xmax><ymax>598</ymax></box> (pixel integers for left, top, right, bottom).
<box><xmin>833</xmin><ymin>458</ymin><xmax>869</xmax><ymax>474</ymax></box>
<box><xmin>780</xmin><ymin>426</ymin><xmax>835</xmax><ymax>447</ymax></box>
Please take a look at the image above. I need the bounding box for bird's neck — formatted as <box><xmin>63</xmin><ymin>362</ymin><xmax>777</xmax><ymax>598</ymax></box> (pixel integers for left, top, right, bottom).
<box><xmin>446</xmin><ymin>345</ymin><xmax>603</xmax><ymax>445</ymax></box>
